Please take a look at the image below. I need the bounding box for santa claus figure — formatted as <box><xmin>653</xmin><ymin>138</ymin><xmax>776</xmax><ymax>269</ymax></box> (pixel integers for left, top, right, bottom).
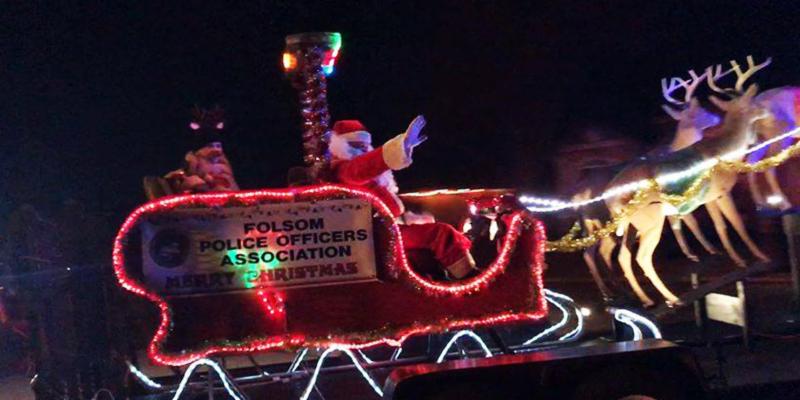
<box><xmin>165</xmin><ymin>106</ymin><xmax>240</xmax><ymax>193</ymax></box>
<box><xmin>327</xmin><ymin>116</ymin><xmax>476</xmax><ymax>279</ymax></box>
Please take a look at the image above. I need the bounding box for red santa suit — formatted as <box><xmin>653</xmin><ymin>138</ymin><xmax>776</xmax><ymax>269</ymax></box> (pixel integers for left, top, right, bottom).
<box><xmin>327</xmin><ymin>120</ymin><xmax>475</xmax><ymax>279</ymax></box>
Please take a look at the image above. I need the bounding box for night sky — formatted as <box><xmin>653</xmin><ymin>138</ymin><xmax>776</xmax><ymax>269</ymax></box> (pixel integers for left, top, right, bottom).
<box><xmin>2</xmin><ymin>1</ymin><xmax>800</xmax><ymax>227</ymax></box>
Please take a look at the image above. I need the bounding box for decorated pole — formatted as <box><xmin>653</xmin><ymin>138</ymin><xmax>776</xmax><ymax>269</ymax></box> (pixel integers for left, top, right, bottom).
<box><xmin>282</xmin><ymin>32</ymin><xmax>342</xmax><ymax>182</ymax></box>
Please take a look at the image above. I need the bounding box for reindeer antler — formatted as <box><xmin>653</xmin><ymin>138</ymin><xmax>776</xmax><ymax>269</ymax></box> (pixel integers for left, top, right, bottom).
<box><xmin>207</xmin><ymin>105</ymin><xmax>225</xmax><ymax>121</ymax></box>
<box><xmin>706</xmin><ymin>55</ymin><xmax>771</xmax><ymax>94</ymax></box>
<box><xmin>731</xmin><ymin>55</ymin><xmax>771</xmax><ymax>92</ymax></box>
<box><xmin>705</xmin><ymin>64</ymin><xmax>736</xmax><ymax>95</ymax></box>
<box><xmin>191</xmin><ymin>105</ymin><xmax>207</xmax><ymax>122</ymax></box>
<box><xmin>661</xmin><ymin>68</ymin><xmax>709</xmax><ymax>106</ymax></box>
<box><xmin>189</xmin><ymin>105</ymin><xmax>225</xmax><ymax>127</ymax></box>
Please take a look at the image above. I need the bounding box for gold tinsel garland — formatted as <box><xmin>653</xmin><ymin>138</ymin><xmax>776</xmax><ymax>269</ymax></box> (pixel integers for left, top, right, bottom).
<box><xmin>545</xmin><ymin>186</ymin><xmax>655</xmax><ymax>252</ymax></box>
<box><xmin>545</xmin><ymin>138</ymin><xmax>800</xmax><ymax>253</ymax></box>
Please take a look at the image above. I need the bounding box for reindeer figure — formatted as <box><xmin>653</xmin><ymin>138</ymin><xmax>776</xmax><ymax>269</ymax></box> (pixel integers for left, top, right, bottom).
<box><xmin>708</xmin><ymin>56</ymin><xmax>799</xmax><ymax>211</ymax></box>
<box><xmin>654</xmin><ymin>70</ymin><xmax>724</xmax><ymax>262</ymax></box>
<box><xmin>576</xmin><ymin>69</ymin><xmax>720</xmax><ymax>301</ymax></box>
<box><xmin>607</xmin><ymin>64</ymin><xmax>770</xmax><ymax>306</ymax></box>
<box><xmin>681</xmin><ymin>58</ymin><xmax>774</xmax><ymax>268</ymax></box>
<box><xmin>635</xmin><ymin>59</ymin><xmax>772</xmax><ymax>272</ymax></box>
<box><xmin>163</xmin><ymin>106</ymin><xmax>240</xmax><ymax>194</ymax></box>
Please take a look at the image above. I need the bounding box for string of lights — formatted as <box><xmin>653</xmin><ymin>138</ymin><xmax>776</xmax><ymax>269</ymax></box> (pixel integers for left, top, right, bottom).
<box><xmin>523</xmin><ymin>289</ymin><xmax>575</xmax><ymax>345</ymax></box>
<box><xmin>619</xmin><ymin>314</ymin><xmax>644</xmax><ymax>340</ymax></box>
<box><xmin>391</xmin><ymin>346</ymin><xmax>404</xmax><ymax>360</ymax></box>
<box><xmin>288</xmin><ymin>348</ymin><xmax>309</xmax><ymax>373</ymax></box>
<box><xmin>548</xmin><ymin>290</ymin><xmax>584</xmax><ymax>341</ymax></box>
<box><xmin>126</xmin><ymin>361</ymin><xmax>163</xmax><ymax>390</ymax></box>
<box><xmin>169</xmin><ymin>358</ymin><xmax>245</xmax><ymax>400</ymax></box>
<box><xmin>299</xmin><ymin>346</ymin><xmax>384</xmax><ymax>400</ymax></box>
<box><xmin>435</xmin><ymin>330</ymin><xmax>493</xmax><ymax>363</ymax></box>
<box><xmin>113</xmin><ymin>185</ymin><xmax>548</xmax><ymax>365</ymax></box>
<box><xmin>520</xmin><ymin>126</ymin><xmax>800</xmax><ymax>213</ymax></box>
<box><xmin>357</xmin><ymin>349</ymin><xmax>376</xmax><ymax>364</ymax></box>
<box><xmin>613</xmin><ymin>309</ymin><xmax>663</xmax><ymax>340</ymax></box>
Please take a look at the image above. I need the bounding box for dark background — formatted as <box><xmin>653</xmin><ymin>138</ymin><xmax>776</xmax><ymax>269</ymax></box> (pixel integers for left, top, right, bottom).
<box><xmin>2</xmin><ymin>1</ymin><xmax>799</xmax><ymax>230</ymax></box>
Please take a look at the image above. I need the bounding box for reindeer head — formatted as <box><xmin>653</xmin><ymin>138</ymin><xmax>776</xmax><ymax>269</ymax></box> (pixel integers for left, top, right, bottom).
<box><xmin>707</xmin><ymin>56</ymin><xmax>772</xmax><ymax>144</ymax></box>
<box><xmin>190</xmin><ymin>105</ymin><xmax>225</xmax><ymax>131</ymax></box>
<box><xmin>188</xmin><ymin>105</ymin><xmax>226</xmax><ymax>150</ymax></box>
<box><xmin>710</xmin><ymin>84</ymin><xmax>769</xmax><ymax>141</ymax></box>
<box><xmin>662</xmin><ymin>97</ymin><xmax>720</xmax><ymax>131</ymax></box>
<box><xmin>661</xmin><ymin>69</ymin><xmax>720</xmax><ymax>149</ymax></box>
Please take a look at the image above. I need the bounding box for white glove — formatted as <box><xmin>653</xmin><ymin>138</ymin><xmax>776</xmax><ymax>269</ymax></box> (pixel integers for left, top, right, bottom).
<box><xmin>403</xmin><ymin>115</ymin><xmax>428</xmax><ymax>155</ymax></box>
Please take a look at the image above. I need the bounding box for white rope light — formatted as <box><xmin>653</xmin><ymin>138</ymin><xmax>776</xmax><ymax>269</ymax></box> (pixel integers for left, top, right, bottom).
<box><xmin>545</xmin><ymin>289</ymin><xmax>583</xmax><ymax>342</ymax></box>
<box><xmin>523</xmin><ymin>289</ymin><xmax>571</xmax><ymax>345</ymax></box>
<box><xmin>170</xmin><ymin>358</ymin><xmax>243</xmax><ymax>400</ymax></box>
<box><xmin>613</xmin><ymin>309</ymin><xmax>662</xmax><ymax>340</ymax></box>
<box><xmin>521</xmin><ymin>289</ymin><xmax>585</xmax><ymax>345</ymax></box>
<box><xmin>357</xmin><ymin>345</ymin><xmax>404</xmax><ymax>364</ymax></box>
<box><xmin>357</xmin><ymin>349</ymin><xmax>376</xmax><ymax>364</ymax></box>
<box><xmin>288</xmin><ymin>348</ymin><xmax>309</xmax><ymax>373</ymax></box>
<box><xmin>391</xmin><ymin>346</ymin><xmax>403</xmax><ymax>360</ymax></box>
<box><xmin>619</xmin><ymin>314</ymin><xmax>644</xmax><ymax>340</ymax></box>
<box><xmin>521</xmin><ymin>127</ymin><xmax>800</xmax><ymax>212</ymax></box>
<box><xmin>300</xmin><ymin>346</ymin><xmax>384</xmax><ymax>400</ymax></box>
<box><xmin>435</xmin><ymin>330</ymin><xmax>493</xmax><ymax>363</ymax></box>
<box><xmin>126</xmin><ymin>361</ymin><xmax>163</xmax><ymax>390</ymax></box>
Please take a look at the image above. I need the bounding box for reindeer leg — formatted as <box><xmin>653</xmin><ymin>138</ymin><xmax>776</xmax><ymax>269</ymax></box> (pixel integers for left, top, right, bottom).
<box><xmin>668</xmin><ymin>215</ymin><xmax>699</xmax><ymax>262</ymax></box>
<box><xmin>706</xmin><ymin>200</ymin><xmax>747</xmax><ymax>267</ymax></box>
<box><xmin>634</xmin><ymin>205</ymin><xmax>680</xmax><ymax>305</ymax></box>
<box><xmin>765</xmin><ymin>140</ymin><xmax>792</xmax><ymax>210</ymax></box>
<box><xmin>618</xmin><ymin>226</ymin><xmax>655</xmax><ymax>307</ymax></box>
<box><xmin>765</xmin><ymin>168</ymin><xmax>792</xmax><ymax>210</ymax></box>
<box><xmin>599</xmin><ymin>235</ymin><xmax>628</xmax><ymax>295</ymax></box>
<box><xmin>716</xmin><ymin>193</ymin><xmax>770</xmax><ymax>262</ymax></box>
<box><xmin>583</xmin><ymin>244</ymin><xmax>614</xmax><ymax>301</ymax></box>
<box><xmin>581</xmin><ymin>217</ymin><xmax>614</xmax><ymax>298</ymax></box>
<box><xmin>746</xmin><ymin>172</ymin><xmax>766</xmax><ymax>207</ymax></box>
<box><xmin>598</xmin><ymin>235</ymin><xmax>616</xmax><ymax>270</ymax></box>
<box><xmin>682</xmin><ymin>212</ymin><xmax>719</xmax><ymax>255</ymax></box>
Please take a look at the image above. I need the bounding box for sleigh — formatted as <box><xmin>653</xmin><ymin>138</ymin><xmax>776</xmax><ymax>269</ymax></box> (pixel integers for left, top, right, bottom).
<box><xmin>114</xmin><ymin>184</ymin><xmax>547</xmax><ymax>366</ymax></box>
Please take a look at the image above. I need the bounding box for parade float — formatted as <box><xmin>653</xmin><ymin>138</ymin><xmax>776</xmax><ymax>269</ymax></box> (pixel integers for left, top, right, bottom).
<box><xmin>102</xmin><ymin>32</ymin><xmax>700</xmax><ymax>400</ymax></box>
<box><xmin>20</xmin><ymin>33</ymin><xmax>800</xmax><ymax>400</ymax></box>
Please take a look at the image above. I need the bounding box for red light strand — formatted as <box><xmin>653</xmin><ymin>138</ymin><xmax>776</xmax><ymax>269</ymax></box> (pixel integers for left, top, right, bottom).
<box><xmin>112</xmin><ymin>185</ymin><xmax>547</xmax><ymax>365</ymax></box>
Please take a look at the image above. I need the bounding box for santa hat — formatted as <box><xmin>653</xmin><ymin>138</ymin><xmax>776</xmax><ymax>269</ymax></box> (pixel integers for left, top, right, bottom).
<box><xmin>329</xmin><ymin>120</ymin><xmax>372</xmax><ymax>159</ymax></box>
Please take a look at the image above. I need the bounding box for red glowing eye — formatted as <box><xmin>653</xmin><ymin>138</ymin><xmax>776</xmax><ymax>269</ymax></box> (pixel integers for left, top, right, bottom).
<box><xmin>216</xmin><ymin>122</ymin><xmax>224</xmax><ymax>130</ymax></box>
<box><xmin>190</xmin><ymin>122</ymin><xmax>201</xmax><ymax>130</ymax></box>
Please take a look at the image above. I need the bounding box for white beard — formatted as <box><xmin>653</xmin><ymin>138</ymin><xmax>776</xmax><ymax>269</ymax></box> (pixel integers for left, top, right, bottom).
<box><xmin>376</xmin><ymin>169</ymin><xmax>399</xmax><ymax>194</ymax></box>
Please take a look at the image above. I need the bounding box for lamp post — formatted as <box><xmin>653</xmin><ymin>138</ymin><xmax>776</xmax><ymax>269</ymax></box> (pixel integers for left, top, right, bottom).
<box><xmin>282</xmin><ymin>32</ymin><xmax>342</xmax><ymax>182</ymax></box>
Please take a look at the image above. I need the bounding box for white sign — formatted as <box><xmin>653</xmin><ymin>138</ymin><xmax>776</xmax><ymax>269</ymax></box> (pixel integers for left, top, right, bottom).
<box><xmin>141</xmin><ymin>198</ymin><xmax>377</xmax><ymax>295</ymax></box>
<box><xmin>705</xmin><ymin>292</ymin><xmax>745</xmax><ymax>327</ymax></box>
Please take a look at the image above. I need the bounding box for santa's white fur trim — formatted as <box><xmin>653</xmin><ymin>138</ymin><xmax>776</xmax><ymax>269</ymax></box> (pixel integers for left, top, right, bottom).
<box><xmin>382</xmin><ymin>133</ymin><xmax>412</xmax><ymax>170</ymax></box>
<box><xmin>329</xmin><ymin>130</ymin><xmax>372</xmax><ymax>160</ymax></box>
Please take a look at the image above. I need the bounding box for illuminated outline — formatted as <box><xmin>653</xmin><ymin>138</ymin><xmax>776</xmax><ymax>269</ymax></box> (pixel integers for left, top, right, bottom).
<box><xmin>435</xmin><ymin>330</ymin><xmax>493</xmax><ymax>363</ymax></box>
<box><xmin>613</xmin><ymin>309</ymin><xmax>662</xmax><ymax>340</ymax></box>
<box><xmin>112</xmin><ymin>185</ymin><xmax>548</xmax><ymax>366</ymax></box>
<box><xmin>300</xmin><ymin>346</ymin><xmax>383</xmax><ymax>400</ymax></box>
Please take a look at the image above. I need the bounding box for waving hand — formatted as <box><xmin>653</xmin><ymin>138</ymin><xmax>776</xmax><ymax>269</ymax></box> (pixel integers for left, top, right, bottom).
<box><xmin>404</xmin><ymin>115</ymin><xmax>428</xmax><ymax>153</ymax></box>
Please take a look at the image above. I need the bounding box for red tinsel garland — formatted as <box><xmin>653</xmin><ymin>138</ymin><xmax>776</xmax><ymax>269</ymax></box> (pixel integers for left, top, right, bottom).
<box><xmin>112</xmin><ymin>185</ymin><xmax>547</xmax><ymax>366</ymax></box>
